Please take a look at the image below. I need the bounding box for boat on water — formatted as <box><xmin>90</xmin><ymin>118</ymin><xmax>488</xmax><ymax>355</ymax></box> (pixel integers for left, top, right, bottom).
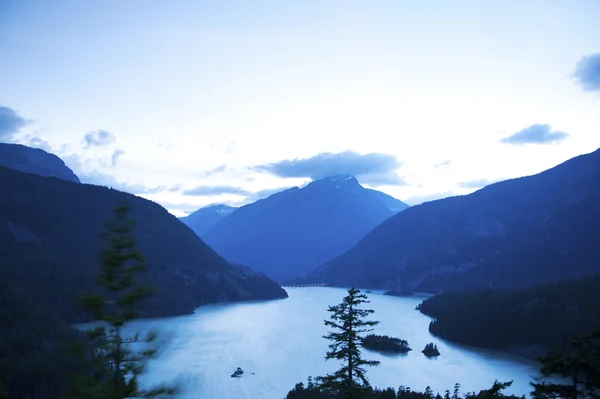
<box><xmin>231</xmin><ymin>367</ymin><xmax>244</xmax><ymax>378</ymax></box>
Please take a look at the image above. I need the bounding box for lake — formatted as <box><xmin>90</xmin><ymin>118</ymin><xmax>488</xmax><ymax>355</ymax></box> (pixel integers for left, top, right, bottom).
<box><xmin>119</xmin><ymin>287</ymin><xmax>539</xmax><ymax>398</ymax></box>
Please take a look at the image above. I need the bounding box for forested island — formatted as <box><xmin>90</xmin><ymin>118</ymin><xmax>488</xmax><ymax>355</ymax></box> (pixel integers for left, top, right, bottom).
<box><xmin>422</xmin><ymin>343</ymin><xmax>441</xmax><ymax>357</ymax></box>
<box><xmin>362</xmin><ymin>334</ymin><xmax>412</xmax><ymax>353</ymax></box>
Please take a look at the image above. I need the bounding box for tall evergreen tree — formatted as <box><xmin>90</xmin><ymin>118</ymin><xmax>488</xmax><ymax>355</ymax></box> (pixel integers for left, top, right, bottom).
<box><xmin>531</xmin><ymin>330</ymin><xmax>600</xmax><ymax>399</ymax></box>
<box><xmin>316</xmin><ymin>286</ymin><xmax>380</xmax><ymax>397</ymax></box>
<box><xmin>74</xmin><ymin>202</ymin><xmax>175</xmax><ymax>398</ymax></box>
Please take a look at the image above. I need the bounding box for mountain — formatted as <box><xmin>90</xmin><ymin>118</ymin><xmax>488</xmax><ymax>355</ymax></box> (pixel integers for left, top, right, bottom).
<box><xmin>0</xmin><ymin>165</ymin><xmax>287</xmax><ymax>323</ymax></box>
<box><xmin>306</xmin><ymin>148</ymin><xmax>600</xmax><ymax>292</ymax></box>
<box><xmin>0</xmin><ymin>142</ymin><xmax>80</xmax><ymax>183</ymax></box>
<box><xmin>366</xmin><ymin>188</ymin><xmax>409</xmax><ymax>212</ymax></box>
<box><xmin>203</xmin><ymin>175</ymin><xmax>406</xmax><ymax>281</ymax></box>
<box><xmin>180</xmin><ymin>204</ymin><xmax>237</xmax><ymax>237</ymax></box>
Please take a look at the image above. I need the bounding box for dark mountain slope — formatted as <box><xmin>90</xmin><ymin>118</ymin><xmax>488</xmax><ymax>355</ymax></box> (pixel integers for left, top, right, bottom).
<box><xmin>0</xmin><ymin>166</ymin><xmax>287</xmax><ymax>323</ymax></box>
<box><xmin>307</xmin><ymin>148</ymin><xmax>600</xmax><ymax>291</ymax></box>
<box><xmin>179</xmin><ymin>204</ymin><xmax>237</xmax><ymax>237</ymax></box>
<box><xmin>0</xmin><ymin>142</ymin><xmax>80</xmax><ymax>183</ymax></box>
<box><xmin>204</xmin><ymin>176</ymin><xmax>402</xmax><ymax>281</ymax></box>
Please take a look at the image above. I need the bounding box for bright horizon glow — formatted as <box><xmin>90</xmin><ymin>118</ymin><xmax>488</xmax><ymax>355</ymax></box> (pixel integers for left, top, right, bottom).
<box><xmin>1</xmin><ymin>0</ymin><xmax>599</xmax><ymax>216</ymax></box>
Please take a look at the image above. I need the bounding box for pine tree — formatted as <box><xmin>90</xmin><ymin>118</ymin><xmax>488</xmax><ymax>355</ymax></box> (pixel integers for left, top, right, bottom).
<box><xmin>452</xmin><ymin>383</ymin><xmax>461</xmax><ymax>399</ymax></box>
<box><xmin>75</xmin><ymin>202</ymin><xmax>176</xmax><ymax>398</ymax></box>
<box><xmin>316</xmin><ymin>286</ymin><xmax>380</xmax><ymax>397</ymax></box>
<box><xmin>531</xmin><ymin>330</ymin><xmax>600</xmax><ymax>399</ymax></box>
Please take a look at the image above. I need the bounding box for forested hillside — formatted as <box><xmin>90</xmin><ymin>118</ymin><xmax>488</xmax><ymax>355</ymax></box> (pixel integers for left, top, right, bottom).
<box><xmin>417</xmin><ymin>276</ymin><xmax>600</xmax><ymax>357</ymax></box>
<box><xmin>307</xmin><ymin>148</ymin><xmax>600</xmax><ymax>292</ymax></box>
<box><xmin>0</xmin><ymin>166</ymin><xmax>287</xmax><ymax>323</ymax></box>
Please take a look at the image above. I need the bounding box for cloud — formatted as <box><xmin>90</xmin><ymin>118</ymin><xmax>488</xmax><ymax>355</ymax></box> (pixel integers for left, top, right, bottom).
<box><xmin>253</xmin><ymin>150</ymin><xmax>406</xmax><ymax>186</ymax></box>
<box><xmin>158</xmin><ymin>140</ymin><xmax>175</xmax><ymax>151</ymax></box>
<box><xmin>500</xmin><ymin>124</ymin><xmax>569</xmax><ymax>145</ymax></box>
<box><xmin>142</xmin><ymin>184</ymin><xmax>181</xmax><ymax>194</ymax></box>
<box><xmin>203</xmin><ymin>165</ymin><xmax>228</xmax><ymax>176</ymax></box>
<box><xmin>110</xmin><ymin>149</ymin><xmax>125</xmax><ymax>167</ymax></box>
<box><xmin>182</xmin><ymin>185</ymin><xmax>250</xmax><ymax>196</ymax></box>
<box><xmin>83</xmin><ymin>130</ymin><xmax>115</xmax><ymax>147</ymax></box>
<box><xmin>78</xmin><ymin>169</ymin><xmax>180</xmax><ymax>195</ymax></box>
<box><xmin>0</xmin><ymin>106</ymin><xmax>29</xmax><ymax>142</ymax></box>
<box><xmin>22</xmin><ymin>134</ymin><xmax>52</xmax><ymax>152</ymax></box>
<box><xmin>573</xmin><ymin>53</ymin><xmax>600</xmax><ymax>92</ymax></box>
<box><xmin>78</xmin><ymin>169</ymin><xmax>147</xmax><ymax>193</ymax></box>
<box><xmin>226</xmin><ymin>141</ymin><xmax>238</xmax><ymax>154</ymax></box>
<box><xmin>458</xmin><ymin>178</ymin><xmax>503</xmax><ymax>189</ymax></box>
<box><xmin>434</xmin><ymin>160</ymin><xmax>451</xmax><ymax>167</ymax></box>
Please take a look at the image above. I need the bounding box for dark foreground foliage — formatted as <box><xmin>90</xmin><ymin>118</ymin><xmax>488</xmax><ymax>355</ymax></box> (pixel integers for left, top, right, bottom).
<box><xmin>531</xmin><ymin>329</ymin><xmax>600</xmax><ymax>399</ymax></box>
<box><xmin>287</xmin><ymin>380</ymin><xmax>525</xmax><ymax>399</ymax></box>
<box><xmin>70</xmin><ymin>203</ymin><xmax>176</xmax><ymax>398</ymax></box>
<box><xmin>0</xmin><ymin>275</ymin><xmax>87</xmax><ymax>398</ymax></box>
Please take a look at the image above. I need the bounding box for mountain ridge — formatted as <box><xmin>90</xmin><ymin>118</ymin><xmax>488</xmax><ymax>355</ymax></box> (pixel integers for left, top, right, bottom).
<box><xmin>0</xmin><ymin>142</ymin><xmax>80</xmax><ymax>183</ymax></box>
<box><xmin>179</xmin><ymin>204</ymin><xmax>237</xmax><ymax>237</ymax></box>
<box><xmin>305</xmin><ymin>148</ymin><xmax>600</xmax><ymax>291</ymax></box>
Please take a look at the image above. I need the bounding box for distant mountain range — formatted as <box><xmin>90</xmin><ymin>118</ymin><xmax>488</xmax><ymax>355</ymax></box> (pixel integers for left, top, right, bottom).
<box><xmin>191</xmin><ymin>175</ymin><xmax>408</xmax><ymax>282</ymax></box>
<box><xmin>0</xmin><ymin>164</ymin><xmax>287</xmax><ymax>323</ymax></box>
<box><xmin>0</xmin><ymin>142</ymin><xmax>80</xmax><ymax>183</ymax></box>
<box><xmin>179</xmin><ymin>204</ymin><xmax>237</xmax><ymax>237</ymax></box>
<box><xmin>305</xmin><ymin>148</ymin><xmax>600</xmax><ymax>292</ymax></box>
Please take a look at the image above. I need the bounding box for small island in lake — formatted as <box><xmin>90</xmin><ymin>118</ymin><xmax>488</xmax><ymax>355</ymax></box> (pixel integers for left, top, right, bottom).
<box><xmin>422</xmin><ymin>343</ymin><xmax>440</xmax><ymax>357</ymax></box>
<box><xmin>362</xmin><ymin>334</ymin><xmax>412</xmax><ymax>353</ymax></box>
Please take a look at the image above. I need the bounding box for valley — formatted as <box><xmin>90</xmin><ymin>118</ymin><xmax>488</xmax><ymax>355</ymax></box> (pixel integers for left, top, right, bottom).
<box><xmin>2</xmin><ymin>4</ymin><xmax>600</xmax><ymax>397</ymax></box>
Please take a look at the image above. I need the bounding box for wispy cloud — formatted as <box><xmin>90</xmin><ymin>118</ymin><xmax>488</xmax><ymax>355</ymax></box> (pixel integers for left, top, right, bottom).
<box><xmin>500</xmin><ymin>124</ymin><xmax>569</xmax><ymax>145</ymax></box>
<box><xmin>253</xmin><ymin>150</ymin><xmax>406</xmax><ymax>186</ymax></box>
<box><xmin>182</xmin><ymin>185</ymin><xmax>250</xmax><ymax>196</ymax></box>
<box><xmin>573</xmin><ymin>53</ymin><xmax>600</xmax><ymax>92</ymax></box>
<box><xmin>204</xmin><ymin>165</ymin><xmax>228</xmax><ymax>176</ymax></box>
<box><xmin>83</xmin><ymin>129</ymin><xmax>115</xmax><ymax>148</ymax></box>
<box><xmin>434</xmin><ymin>160</ymin><xmax>451</xmax><ymax>167</ymax></box>
<box><xmin>78</xmin><ymin>169</ymin><xmax>180</xmax><ymax>195</ymax></box>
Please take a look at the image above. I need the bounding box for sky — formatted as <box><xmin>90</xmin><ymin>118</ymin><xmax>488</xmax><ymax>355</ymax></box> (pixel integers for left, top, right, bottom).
<box><xmin>1</xmin><ymin>0</ymin><xmax>599</xmax><ymax>217</ymax></box>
